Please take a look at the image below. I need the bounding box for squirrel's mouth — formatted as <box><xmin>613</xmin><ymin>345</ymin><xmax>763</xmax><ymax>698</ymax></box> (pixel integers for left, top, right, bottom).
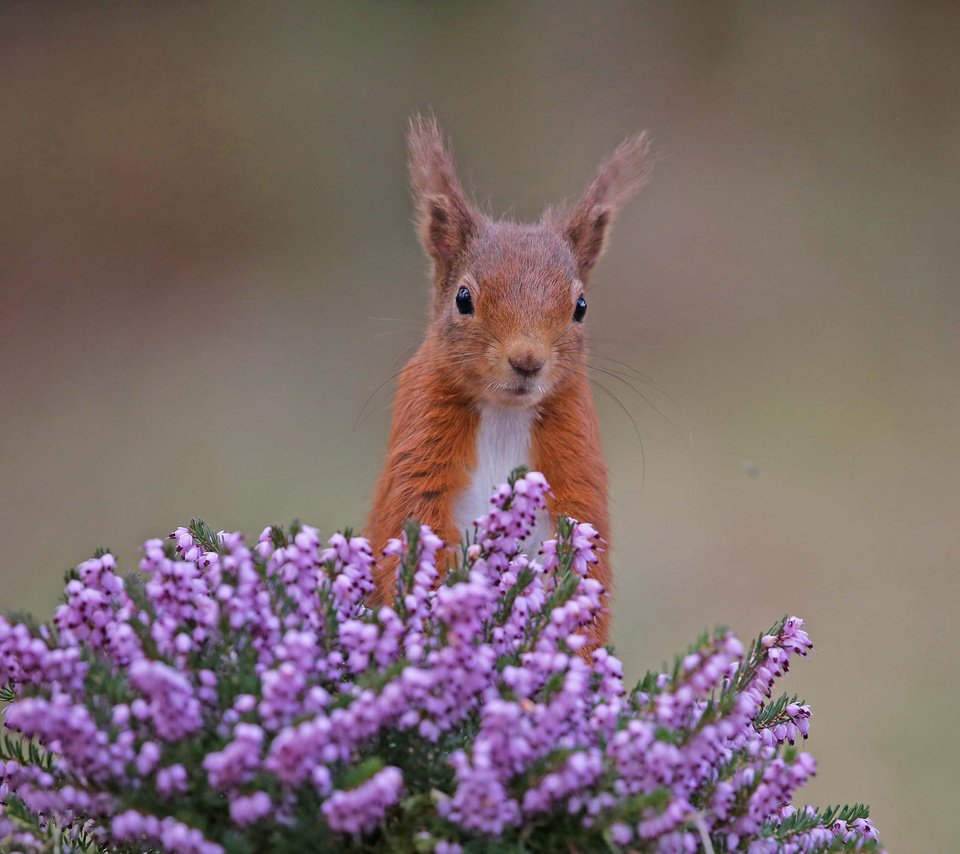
<box><xmin>488</xmin><ymin>379</ymin><xmax>547</xmax><ymax>407</ymax></box>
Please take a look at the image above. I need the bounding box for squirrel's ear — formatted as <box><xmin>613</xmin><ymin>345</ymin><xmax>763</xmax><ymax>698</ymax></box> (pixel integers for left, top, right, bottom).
<box><xmin>563</xmin><ymin>132</ymin><xmax>652</xmax><ymax>279</ymax></box>
<box><xmin>408</xmin><ymin>116</ymin><xmax>479</xmax><ymax>274</ymax></box>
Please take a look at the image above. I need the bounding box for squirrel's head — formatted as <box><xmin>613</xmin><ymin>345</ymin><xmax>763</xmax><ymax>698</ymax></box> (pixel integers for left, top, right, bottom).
<box><xmin>408</xmin><ymin>116</ymin><xmax>650</xmax><ymax>409</ymax></box>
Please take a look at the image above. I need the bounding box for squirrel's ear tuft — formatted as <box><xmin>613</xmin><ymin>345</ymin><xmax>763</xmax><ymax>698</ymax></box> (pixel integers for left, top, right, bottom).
<box><xmin>408</xmin><ymin>115</ymin><xmax>479</xmax><ymax>274</ymax></box>
<box><xmin>562</xmin><ymin>132</ymin><xmax>652</xmax><ymax>279</ymax></box>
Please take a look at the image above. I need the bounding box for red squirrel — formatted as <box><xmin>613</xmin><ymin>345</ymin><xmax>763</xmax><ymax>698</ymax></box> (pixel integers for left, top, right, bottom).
<box><xmin>367</xmin><ymin>117</ymin><xmax>650</xmax><ymax>647</ymax></box>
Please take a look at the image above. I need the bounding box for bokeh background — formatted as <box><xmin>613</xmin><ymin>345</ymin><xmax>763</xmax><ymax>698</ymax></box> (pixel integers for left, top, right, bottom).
<box><xmin>2</xmin><ymin>2</ymin><xmax>957</xmax><ymax>849</ymax></box>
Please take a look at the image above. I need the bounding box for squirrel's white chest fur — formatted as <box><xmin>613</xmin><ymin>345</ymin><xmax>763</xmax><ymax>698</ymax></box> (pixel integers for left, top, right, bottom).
<box><xmin>453</xmin><ymin>405</ymin><xmax>552</xmax><ymax>547</ymax></box>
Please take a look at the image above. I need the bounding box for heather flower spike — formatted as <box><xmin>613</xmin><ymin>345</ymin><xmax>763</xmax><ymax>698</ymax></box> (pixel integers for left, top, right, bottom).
<box><xmin>0</xmin><ymin>471</ymin><xmax>883</xmax><ymax>852</ymax></box>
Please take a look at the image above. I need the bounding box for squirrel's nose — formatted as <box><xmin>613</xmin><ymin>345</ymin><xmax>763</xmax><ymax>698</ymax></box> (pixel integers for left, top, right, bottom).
<box><xmin>509</xmin><ymin>352</ymin><xmax>545</xmax><ymax>378</ymax></box>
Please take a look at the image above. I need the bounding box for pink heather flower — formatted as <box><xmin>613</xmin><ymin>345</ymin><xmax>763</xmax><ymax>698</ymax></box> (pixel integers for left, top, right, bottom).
<box><xmin>0</xmin><ymin>616</ymin><xmax>87</xmax><ymax>697</ymax></box>
<box><xmin>136</xmin><ymin>741</ymin><xmax>161</xmax><ymax>776</ymax></box>
<box><xmin>322</xmin><ymin>532</ymin><xmax>376</xmax><ymax>620</ymax></box>
<box><xmin>128</xmin><ymin>659</ymin><xmax>203</xmax><ymax>742</ymax></box>
<box><xmin>229</xmin><ymin>790</ymin><xmax>273</xmax><ymax>826</ymax></box>
<box><xmin>4</xmin><ymin>693</ymin><xmax>117</xmax><ymax>784</ymax></box>
<box><xmin>111</xmin><ymin>810</ymin><xmax>223</xmax><ymax>854</ymax></box>
<box><xmin>157</xmin><ymin>764</ymin><xmax>189</xmax><ymax>798</ymax></box>
<box><xmin>440</xmin><ymin>749</ymin><xmax>521</xmax><ymax>836</ymax></box>
<box><xmin>320</xmin><ymin>766</ymin><xmax>404</xmax><ymax>836</ymax></box>
<box><xmin>734</xmin><ymin>753</ymin><xmax>818</xmax><ymax>839</ymax></box>
<box><xmin>264</xmin><ymin>714</ymin><xmax>334</xmax><ymax>787</ymax></box>
<box><xmin>610</xmin><ymin>821</ymin><xmax>633</xmax><ymax>845</ymax></box>
<box><xmin>140</xmin><ymin>539</ymin><xmax>219</xmax><ymax>658</ymax></box>
<box><xmin>521</xmin><ymin>748</ymin><xmax>603</xmax><ymax>814</ymax></box>
<box><xmin>54</xmin><ymin>554</ymin><xmax>143</xmax><ymax>667</ymax></box>
<box><xmin>203</xmin><ymin>723</ymin><xmax>264</xmax><ymax>791</ymax></box>
<box><xmin>637</xmin><ymin>795</ymin><xmax>692</xmax><ymax>840</ymax></box>
<box><xmin>259</xmin><ymin>661</ymin><xmax>309</xmax><ymax>729</ymax></box>
<box><xmin>568</xmin><ymin>521</ymin><xmax>602</xmax><ymax>575</ymax></box>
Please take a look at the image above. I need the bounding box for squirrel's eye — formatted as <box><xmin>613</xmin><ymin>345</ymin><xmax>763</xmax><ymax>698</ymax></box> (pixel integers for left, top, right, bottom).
<box><xmin>573</xmin><ymin>295</ymin><xmax>587</xmax><ymax>323</ymax></box>
<box><xmin>455</xmin><ymin>286</ymin><xmax>474</xmax><ymax>315</ymax></box>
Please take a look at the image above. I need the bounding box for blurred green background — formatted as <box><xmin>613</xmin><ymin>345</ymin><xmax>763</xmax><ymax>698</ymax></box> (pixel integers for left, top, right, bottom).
<box><xmin>1</xmin><ymin>2</ymin><xmax>957</xmax><ymax>849</ymax></box>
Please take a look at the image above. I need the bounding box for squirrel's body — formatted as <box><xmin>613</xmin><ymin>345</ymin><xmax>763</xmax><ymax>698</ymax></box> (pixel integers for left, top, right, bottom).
<box><xmin>368</xmin><ymin>120</ymin><xmax>649</xmax><ymax>647</ymax></box>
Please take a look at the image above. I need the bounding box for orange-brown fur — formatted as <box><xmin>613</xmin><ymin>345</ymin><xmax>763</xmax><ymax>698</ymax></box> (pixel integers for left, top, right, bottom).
<box><xmin>367</xmin><ymin>117</ymin><xmax>650</xmax><ymax>648</ymax></box>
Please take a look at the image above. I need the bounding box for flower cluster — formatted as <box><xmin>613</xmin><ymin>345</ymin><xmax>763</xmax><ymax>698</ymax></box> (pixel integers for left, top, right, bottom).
<box><xmin>0</xmin><ymin>471</ymin><xmax>882</xmax><ymax>852</ymax></box>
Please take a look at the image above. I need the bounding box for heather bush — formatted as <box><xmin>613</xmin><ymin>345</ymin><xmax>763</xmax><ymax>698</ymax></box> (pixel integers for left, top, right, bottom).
<box><xmin>0</xmin><ymin>470</ymin><xmax>882</xmax><ymax>852</ymax></box>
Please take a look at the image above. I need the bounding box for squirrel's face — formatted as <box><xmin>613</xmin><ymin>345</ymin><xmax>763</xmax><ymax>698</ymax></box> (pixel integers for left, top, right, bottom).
<box><xmin>407</xmin><ymin>116</ymin><xmax>650</xmax><ymax>409</ymax></box>
<box><xmin>434</xmin><ymin>223</ymin><xmax>587</xmax><ymax>409</ymax></box>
